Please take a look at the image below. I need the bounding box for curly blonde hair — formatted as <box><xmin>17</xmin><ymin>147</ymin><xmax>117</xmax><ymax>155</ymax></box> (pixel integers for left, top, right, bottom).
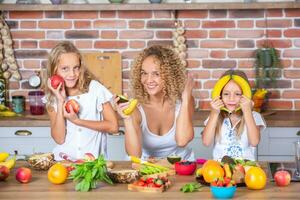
<box><xmin>130</xmin><ymin>45</ymin><xmax>186</xmax><ymax>104</ymax></box>
<box><xmin>44</xmin><ymin>41</ymin><xmax>92</xmax><ymax>108</ymax></box>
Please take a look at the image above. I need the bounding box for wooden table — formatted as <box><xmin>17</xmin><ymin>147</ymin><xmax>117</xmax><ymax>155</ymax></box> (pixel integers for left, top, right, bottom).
<box><xmin>0</xmin><ymin>161</ymin><xmax>299</xmax><ymax>200</ymax></box>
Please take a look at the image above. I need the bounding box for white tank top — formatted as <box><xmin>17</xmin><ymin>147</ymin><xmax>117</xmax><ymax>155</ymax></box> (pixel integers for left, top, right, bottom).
<box><xmin>138</xmin><ymin>102</ymin><xmax>194</xmax><ymax>161</ymax></box>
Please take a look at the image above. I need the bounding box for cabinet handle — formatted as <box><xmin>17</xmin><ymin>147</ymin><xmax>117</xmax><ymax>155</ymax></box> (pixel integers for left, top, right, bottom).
<box><xmin>111</xmin><ymin>130</ymin><xmax>125</xmax><ymax>136</ymax></box>
<box><xmin>15</xmin><ymin>130</ymin><xmax>32</xmax><ymax>136</ymax></box>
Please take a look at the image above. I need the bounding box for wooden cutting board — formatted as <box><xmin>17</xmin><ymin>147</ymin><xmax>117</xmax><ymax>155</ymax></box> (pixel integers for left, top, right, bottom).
<box><xmin>82</xmin><ymin>52</ymin><xmax>122</xmax><ymax>94</ymax></box>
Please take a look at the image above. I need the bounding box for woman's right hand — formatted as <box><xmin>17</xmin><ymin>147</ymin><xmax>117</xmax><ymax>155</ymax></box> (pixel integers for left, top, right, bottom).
<box><xmin>113</xmin><ymin>95</ymin><xmax>131</xmax><ymax>119</ymax></box>
<box><xmin>47</xmin><ymin>78</ymin><xmax>66</xmax><ymax>104</ymax></box>
<box><xmin>210</xmin><ymin>96</ymin><xmax>224</xmax><ymax>114</ymax></box>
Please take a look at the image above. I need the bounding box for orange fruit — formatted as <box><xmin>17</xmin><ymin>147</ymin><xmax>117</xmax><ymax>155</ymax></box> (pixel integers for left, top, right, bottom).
<box><xmin>47</xmin><ymin>163</ymin><xmax>68</xmax><ymax>184</ymax></box>
<box><xmin>245</xmin><ymin>167</ymin><xmax>267</xmax><ymax>190</ymax></box>
<box><xmin>202</xmin><ymin>161</ymin><xmax>224</xmax><ymax>183</ymax></box>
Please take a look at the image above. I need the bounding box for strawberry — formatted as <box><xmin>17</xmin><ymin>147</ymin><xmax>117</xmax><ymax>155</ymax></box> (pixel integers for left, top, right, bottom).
<box><xmin>146</xmin><ymin>177</ymin><xmax>154</xmax><ymax>184</ymax></box>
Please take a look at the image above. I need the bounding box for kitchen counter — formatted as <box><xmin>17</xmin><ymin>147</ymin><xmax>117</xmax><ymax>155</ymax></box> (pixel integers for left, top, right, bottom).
<box><xmin>0</xmin><ymin>110</ymin><xmax>300</xmax><ymax>127</ymax></box>
<box><xmin>0</xmin><ymin>161</ymin><xmax>299</xmax><ymax>200</ymax></box>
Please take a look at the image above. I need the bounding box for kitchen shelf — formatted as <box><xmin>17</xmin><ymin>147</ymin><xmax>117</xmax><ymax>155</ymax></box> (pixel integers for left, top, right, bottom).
<box><xmin>0</xmin><ymin>2</ymin><xmax>300</xmax><ymax>11</ymax></box>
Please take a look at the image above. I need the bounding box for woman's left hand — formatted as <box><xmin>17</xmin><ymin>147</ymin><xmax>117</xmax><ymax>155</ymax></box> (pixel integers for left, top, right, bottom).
<box><xmin>239</xmin><ymin>95</ymin><xmax>253</xmax><ymax>113</ymax></box>
<box><xmin>182</xmin><ymin>73</ymin><xmax>194</xmax><ymax>100</ymax></box>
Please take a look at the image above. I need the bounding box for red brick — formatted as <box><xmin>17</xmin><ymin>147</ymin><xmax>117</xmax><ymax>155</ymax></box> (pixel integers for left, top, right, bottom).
<box><xmin>74</xmin><ymin>21</ymin><xmax>91</xmax><ymax>29</ymax></box>
<box><xmin>65</xmin><ymin>30</ymin><xmax>98</xmax><ymax>39</ymax></box>
<box><xmin>21</xmin><ymin>41</ymin><xmax>37</xmax><ymax>49</ymax></box>
<box><xmin>156</xmin><ymin>31</ymin><xmax>172</xmax><ymax>39</ymax></box>
<box><xmin>198</xmin><ymin>100</ymin><xmax>210</xmax><ymax>110</ymax></box>
<box><xmin>268</xmin><ymin>90</ymin><xmax>281</xmax><ymax>99</ymax></box>
<box><xmin>268</xmin><ymin>100</ymin><xmax>293</xmax><ymax>110</ymax></box>
<box><xmin>238</xmin><ymin>60</ymin><xmax>256</xmax><ymax>68</ymax></box>
<box><xmin>237</xmin><ymin>20</ymin><xmax>254</xmax><ymax>28</ymax></box>
<box><xmin>210</xmin><ymin>50</ymin><xmax>226</xmax><ymax>58</ymax></box>
<box><xmin>190</xmin><ymin>70</ymin><xmax>210</xmax><ymax>79</ymax></box>
<box><xmin>294</xmin><ymin>60</ymin><xmax>300</xmax><ymax>68</ymax></box>
<box><xmin>177</xmin><ymin>10</ymin><xmax>208</xmax><ymax>18</ymax></box>
<box><xmin>19</xmin><ymin>70</ymin><xmax>37</xmax><ymax>79</ymax></box>
<box><xmin>266</xmin><ymin>9</ymin><xmax>283</xmax><ymax>17</ymax></box>
<box><xmin>11</xmin><ymin>31</ymin><xmax>45</xmax><ymax>39</ymax></box>
<box><xmin>147</xmin><ymin>20</ymin><xmax>175</xmax><ymax>29</ymax></box>
<box><xmin>191</xmin><ymin>81</ymin><xmax>201</xmax><ymax>90</ymax></box>
<box><xmin>285</xmin><ymin>9</ymin><xmax>300</xmax><ymax>17</ymax></box>
<box><xmin>39</xmin><ymin>21</ymin><xmax>72</xmax><ymax>29</ymax></box>
<box><xmin>229</xmin><ymin>10</ymin><xmax>264</xmax><ymax>18</ymax></box>
<box><xmin>209</xmin><ymin>10</ymin><xmax>227</xmax><ymax>18</ymax></box>
<box><xmin>284</xmin><ymin>70</ymin><xmax>300</xmax><ymax>78</ymax></box>
<box><xmin>121</xmin><ymin>51</ymin><xmax>140</xmax><ymax>59</ymax></box>
<box><xmin>228</xmin><ymin>50</ymin><xmax>254</xmax><ymax>58</ymax></box>
<box><xmin>283</xmin><ymin>49</ymin><xmax>300</xmax><ymax>58</ymax></box>
<box><xmin>187</xmin><ymin>49</ymin><xmax>209</xmax><ymax>58</ymax></box>
<box><xmin>186</xmin><ymin>40</ymin><xmax>199</xmax><ymax>48</ymax></box>
<box><xmin>295</xmin><ymin>40</ymin><xmax>300</xmax><ymax>47</ymax></box>
<box><xmin>202</xmin><ymin>20</ymin><xmax>235</xmax><ymax>29</ymax></box>
<box><xmin>94</xmin><ymin>20</ymin><xmax>126</xmax><ymax>29</ymax></box>
<box><xmin>101</xmin><ymin>31</ymin><xmax>118</xmax><ymax>39</ymax></box>
<box><xmin>39</xmin><ymin>40</ymin><xmax>61</xmax><ymax>49</ymax></box>
<box><xmin>204</xmin><ymin>80</ymin><xmax>217</xmax><ymax>89</ymax></box>
<box><xmin>295</xmin><ymin>80</ymin><xmax>300</xmax><ymax>88</ymax></box>
<box><xmin>184</xmin><ymin>20</ymin><xmax>200</xmax><ymax>28</ymax></box>
<box><xmin>94</xmin><ymin>41</ymin><xmax>128</xmax><ymax>49</ymax></box>
<box><xmin>211</xmin><ymin>70</ymin><xmax>227</xmax><ymax>79</ymax></box>
<box><xmin>295</xmin><ymin>101</ymin><xmax>300</xmax><ymax>109</ymax></box>
<box><xmin>193</xmin><ymin>91</ymin><xmax>209</xmax><ymax>99</ymax></box>
<box><xmin>153</xmin><ymin>11</ymin><xmax>171</xmax><ymax>18</ymax></box>
<box><xmin>228</xmin><ymin>30</ymin><xmax>263</xmax><ymax>38</ymax></box>
<box><xmin>23</xmin><ymin>60</ymin><xmax>40</xmax><ymax>69</ymax></box>
<box><xmin>100</xmin><ymin>11</ymin><xmax>116</xmax><ymax>18</ymax></box>
<box><xmin>267</xmin><ymin>30</ymin><xmax>282</xmax><ymax>38</ymax></box>
<box><xmin>256</xmin><ymin>39</ymin><xmax>292</xmax><ymax>48</ymax></box>
<box><xmin>148</xmin><ymin>40</ymin><xmax>173</xmax><ymax>47</ymax></box>
<box><xmin>129</xmin><ymin>41</ymin><xmax>146</xmax><ymax>49</ymax></box>
<box><xmin>75</xmin><ymin>41</ymin><xmax>93</xmax><ymax>49</ymax></box>
<box><xmin>129</xmin><ymin>21</ymin><xmax>145</xmax><ymax>29</ymax></box>
<box><xmin>186</xmin><ymin>60</ymin><xmax>201</xmax><ymax>68</ymax></box>
<box><xmin>284</xmin><ymin>29</ymin><xmax>300</xmax><ymax>37</ymax></box>
<box><xmin>120</xmin><ymin>30</ymin><xmax>153</xmax><ymax>39</ymax></box>
<box><xmin>237</xmin><ymin>40</ymin><xmax>254</xmax><ymax>48</ymax></box>
<box><xmin>185</xmin><ymin>30</ymin><xmax>207</xmax><ymax>38</ymax></box>
<box><xmin>280</xmin><ymin>59</ymin><xmax>292</xmax><ymax>68</ymax></box>
<box><xmin>13</xmin><ymin>41</ymin><xmax>19</xmax><ymax>49</ymax></box>
<box><xmin>119</xmin><ymin>11</ymin><xmax>152</xmax><ymax>19</ymax></box>
<box><xmin>8</xmin><ymin>81</ymin><xmax>20</xmax><ymax>90</ymax></box>
<box><xmin>64</xmin><ymin>11</ymin><xmax>98</xmax><ymax>19</ymax></box>
<box><xmin>9</xmin><ymin>11</ymin><xmax>43</xmax><ymax>19</ymax></box>
<box><xmin>256</xmin><ymin>19</ymin><xmax>292</xmax><ymax>28</ymax></box>
<box><xmin>11</xmin><ymin>91</ymin><xmax>29</xmax><ymax>98</ymax></box>
<box><xmin>201</xmin><ymin>40</ymin><xmax>235</xmax><ymax>48</ymax></box>
<box><xmin>20</xmin><ymin>21</ymin><xmax>37</xmax><ymax>29</ymax></box>
<box><xmin>202</xmin><ymin>60</ymin><xmax>236</xmax><ymax>69</ymax></box>
<box><xmin>45</xmin><ymin>11</ymin><xmax>62</xmax><ymax>18</ymax></box>
<box><xmin>209</xmin><ymin>30</ymin><xmax>225</xmax><ymax>38</ymax></box>
<box><xmin>282</xmin><ymin>90</ymin><xmax>300</xmax><ymax>99</ymax></box>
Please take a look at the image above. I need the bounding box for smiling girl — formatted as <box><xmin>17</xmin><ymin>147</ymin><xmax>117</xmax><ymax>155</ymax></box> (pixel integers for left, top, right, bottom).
<box><xmin>202</xmin><ymin>70</ymin><xmax>266</xmax><ymax>161</ymax></box>
<box><xmin>115</xmin><ymin>45</ymin><xmax>195</xmax><ymax>161</ymax></box>
<box><xmin>44</xmin><ymin>41</ymin><xmax>118</xmax><ymax>161</ymax></box>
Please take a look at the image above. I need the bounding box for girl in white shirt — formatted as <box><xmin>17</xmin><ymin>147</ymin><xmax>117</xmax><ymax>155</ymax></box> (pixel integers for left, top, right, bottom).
<box><xmin>44</xmin><ymin>41</ymin><xmax>118</xmax><ymax>161</ymax></box>
<box><xmin>115</xmin><ymin>45</ymin><xmax>195</xmax><ymax>161</ymax></box>
<box><xmin>202</xmin><ymin>70</ymin><xmax>266</xmax><ymax>161</ymax></box>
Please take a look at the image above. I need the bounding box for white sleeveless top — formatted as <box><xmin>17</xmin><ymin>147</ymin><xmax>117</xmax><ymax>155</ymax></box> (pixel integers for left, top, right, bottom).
<box><xmin>138</xmin><ymin>103</ymin><xmax>195</xmax><ymax>161</ymax></box>
<box><xmin>47</xmin><ymin>80</ymin><xmax>113</xmax><ymax>161</ymax></box>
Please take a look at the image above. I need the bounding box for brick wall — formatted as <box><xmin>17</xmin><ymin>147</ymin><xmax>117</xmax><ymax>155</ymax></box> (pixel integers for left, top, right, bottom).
<box><xmin>4</xmin><ymin>9</ymin><xmax>300</xmax><ymax>110</ymax></box>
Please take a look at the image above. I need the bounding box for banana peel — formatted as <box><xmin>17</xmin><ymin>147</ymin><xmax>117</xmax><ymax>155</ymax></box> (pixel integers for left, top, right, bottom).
<box><xmin>211</xmin><ymin>74</ymin><xmax>252</xmax><ymax>114</ymax></box>
<box><xmin>123</xmin><ymin>99</ymin><xmax>138</xmax><ymax>115</ymax></box>
<box><xmin>0</xmin><ymin>154</ymin><xmax>16</xmax><ymax>169</ymax></box>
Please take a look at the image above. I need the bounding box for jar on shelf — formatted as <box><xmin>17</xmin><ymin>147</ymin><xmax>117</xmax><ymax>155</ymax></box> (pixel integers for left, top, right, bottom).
<box><xmin>28</xmin><ymin>91</ymin><xmax>45</xmax><ymax>115</ymax></box>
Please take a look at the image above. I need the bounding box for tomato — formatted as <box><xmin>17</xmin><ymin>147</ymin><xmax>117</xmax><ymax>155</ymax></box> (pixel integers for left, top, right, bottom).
<box><xmin>146</xmin><ymin>177</ymin><xmax>154</xmax><ymax>184</ymax></box>
<box><xmin>245</xmin><ymin>167</ymin><xmax>267</xmax><ymax>190</ymax></box>
<box><xmin>65</xmin><ymin>99</ymin><xmax>80</xmax><ymax>114</ymax></box>
<box><xmin>50</xmin><ymin>75</ymin><xmax>64</xmax><ymax>89</ymax></box>
<box><xmin>47</xmin><ymin>163</ymin><xmax>68</xmax><ymax>184</ymax></box>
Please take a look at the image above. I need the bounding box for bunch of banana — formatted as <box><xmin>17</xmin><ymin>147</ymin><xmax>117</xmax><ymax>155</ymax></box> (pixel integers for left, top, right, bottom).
<box><xmin>0</xmin><ymin>104</ymin><xmax>19</xmax><ymax>117</ymax></box>
<box><xmin>172</xmin><ymin>21</ymin><xmax>187</xmax><ymax>67</ymax></box>
<box><xmin>0</xmin><ymin>152</ymin><xmax>16</xmax><ymax>169</ymax></box>
<box><xmin>253</xmin><ymin>89</ymin><xmax>268</xmax><ymax>99</ymax></box>
<box><xmin>212</xmin><ymin>74</ymin><xmax>252</xmax><ymax>113</ymax></box>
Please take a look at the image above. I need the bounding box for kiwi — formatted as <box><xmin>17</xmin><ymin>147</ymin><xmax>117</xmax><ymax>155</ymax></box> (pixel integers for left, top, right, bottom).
<box><xmin>167</xmin><ymin>155</ymin><xmax>182</xmax><ymax>164</ymax></box>
<box><xmin>117</xmin><ymin>94</ymin><xmax>129</xmax><ymax>104</ymax></box>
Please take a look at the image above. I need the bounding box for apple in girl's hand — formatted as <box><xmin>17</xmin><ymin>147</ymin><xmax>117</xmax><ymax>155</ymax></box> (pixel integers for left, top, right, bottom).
<box><xmin>274</xmin><ymin>170</ymin><xmax>291</xmax><ymax>186</ymax></box>
<box><xmin>0</xmin><ymin>165</ymin><xmax>10</xmax><ymax>181</ymax></box>
<box><xmin>15</xmin><ymin>167</ymin><xmax>32</xmax><ymax>183</ymax></box>
<box><xmin>50</xmin><ymin>74</ymin><xmax>64</xmax><ymax>89</ymax></box>
<box><xmin>65</xmin><ymin>99</ymin><xmax>80</xmax><ymax>114</ymax></box>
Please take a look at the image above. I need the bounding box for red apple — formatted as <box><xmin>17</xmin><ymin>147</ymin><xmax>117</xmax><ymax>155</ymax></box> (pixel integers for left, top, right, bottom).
<box><xmin>0</xmin><ymin>165</ymin><xmax>10</xmax><ymax>181</ymax></box>
<box><xmin>84</xmin><ymin>153</ymin><xmax>95</xmax><ymax>162</ymax></box>
<box><xmin>50</xmin><ymin>74</ymin><xmax>64</xmax><ymax>89</ymax></box>
<box><xmin>15</xmin><ymin>167</ymin><xmax>32</xmax><ymax>183</ymax></box>
<box><xmin>65</xmin><ymin>99</ymin><xmax>80</xmax><ymax>114</ymax></box>
<box><xmin>274</xmin><ymin>170</ymin><xmax>291</xmax><ymax>187</ymax></box>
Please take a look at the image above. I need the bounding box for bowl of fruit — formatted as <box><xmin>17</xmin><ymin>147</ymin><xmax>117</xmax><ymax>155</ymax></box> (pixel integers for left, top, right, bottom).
<box><xmin>175</xmin><ymin>161</ymin><xmax>197</xmax><ymax>175</ymax></box>
<box><xmin>210</xmin><ymin>178</ymin><xmax>237</xmax><ymax>199</ymax></box>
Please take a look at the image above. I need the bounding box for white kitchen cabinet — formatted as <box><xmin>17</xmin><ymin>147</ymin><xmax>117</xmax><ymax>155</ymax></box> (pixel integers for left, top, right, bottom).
<box><xmin>257</xmin><ymin>127</ymin><xmax>300</xmax><ymax>162</ymax></box>
<box><xmin>0</xmin><ymin>127</ymin><xmax>56</xmax><ymax>158</ymax></box>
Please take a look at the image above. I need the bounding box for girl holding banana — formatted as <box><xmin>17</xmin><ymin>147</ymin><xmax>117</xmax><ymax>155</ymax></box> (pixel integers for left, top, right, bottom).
<box><xmin>114</xmin><ymin>45</ymin><xmax>195</xmax><ymax>161</ymax></box>
<box><xmin>202</xmin><ymin>70</ymin><xmax>266</xmax><ymax>161</ymax></box>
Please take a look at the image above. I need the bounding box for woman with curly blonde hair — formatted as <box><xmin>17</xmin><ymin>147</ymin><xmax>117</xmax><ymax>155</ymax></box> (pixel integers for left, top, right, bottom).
<box><xmin>115</xmin><ymin>45</ymin><xmax>195</xmax><ymax>161</ymax></box>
